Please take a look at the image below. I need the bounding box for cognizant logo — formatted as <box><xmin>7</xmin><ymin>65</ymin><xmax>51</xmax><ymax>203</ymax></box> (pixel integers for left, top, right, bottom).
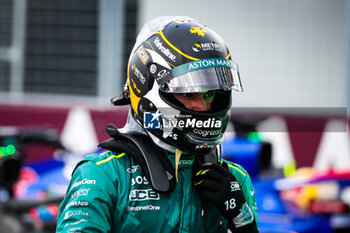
<box><xmin>143</xmin><ymin>111</ymin><xmax>222</xmax><ymax>129</ymax></box>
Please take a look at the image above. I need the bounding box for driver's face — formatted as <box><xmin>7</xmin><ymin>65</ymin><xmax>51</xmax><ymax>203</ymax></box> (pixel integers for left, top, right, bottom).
<box><xmin>173</xmin><ymin>91</ymin><xmax>216</xmax><ymax>111</ymax></box>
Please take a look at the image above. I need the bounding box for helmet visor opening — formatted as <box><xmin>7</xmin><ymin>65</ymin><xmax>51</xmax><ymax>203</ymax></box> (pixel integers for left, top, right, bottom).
<box><xmin>160</xmin><ymin>58</ymin><xmax>243</xmax><ymax>93</ymax></box>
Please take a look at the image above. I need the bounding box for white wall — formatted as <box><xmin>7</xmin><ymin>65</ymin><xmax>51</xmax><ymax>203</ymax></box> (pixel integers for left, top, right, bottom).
<box><xmin>138</xmin><ymin>0</ymin><xmax>348</xmax><ymax>108</ymax></box>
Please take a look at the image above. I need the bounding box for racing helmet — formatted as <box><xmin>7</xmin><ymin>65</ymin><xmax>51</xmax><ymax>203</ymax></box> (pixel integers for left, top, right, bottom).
<box><xmin>115</xmin><ymin>16</ymin><xmax>243</xmax><ymax>155</ymax></box>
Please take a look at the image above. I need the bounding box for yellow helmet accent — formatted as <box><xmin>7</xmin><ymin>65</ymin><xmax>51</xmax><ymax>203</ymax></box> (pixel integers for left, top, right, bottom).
<box><xmin>128</xmin><ymin>81</ymin><xmax>140</xmax><ymax>115</ymax></box>
<box><xmin>156</xmin><ymin>30</ymin><xmax>200</xmax><ymax>61</ymax></box>
<box><xmin>127</xmin><ymin>59</ymin><xmax>141</xmax><ymax>114</ymax></box>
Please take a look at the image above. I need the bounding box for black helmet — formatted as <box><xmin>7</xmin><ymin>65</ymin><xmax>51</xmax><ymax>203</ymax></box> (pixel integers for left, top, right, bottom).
<box><xmin>114</xmin><ymin>16</ymin><xmax>243</xmax><ymax>155</ymax></box>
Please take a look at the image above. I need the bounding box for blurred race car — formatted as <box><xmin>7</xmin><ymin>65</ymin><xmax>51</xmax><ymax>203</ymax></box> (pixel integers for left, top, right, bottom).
<box><xmin>222</xmin><ymin>130</ymin><xmax>350</xmax><ymax>233</ymax></box>
<box><xmin>0</xmin><ymin>127</ymin><xmax>73</xmax><ymax>233</ymax></box>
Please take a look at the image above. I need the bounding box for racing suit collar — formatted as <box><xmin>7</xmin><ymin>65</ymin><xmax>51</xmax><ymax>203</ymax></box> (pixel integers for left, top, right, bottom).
<box><xmin>126</xmin><ymin>109</ymin><xmax>195</xmax><ymax>169</ymax></box>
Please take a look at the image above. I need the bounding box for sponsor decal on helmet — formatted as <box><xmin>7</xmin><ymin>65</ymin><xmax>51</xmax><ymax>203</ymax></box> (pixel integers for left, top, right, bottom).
<box><xmin>150</xmin><ymin>64</ymin><xmax>157</xmax><ymax>74</ymax></box>
<box><xmin>172</xmin><ymin>58</ymin><xmax>234</xmax><ymax>77</ymax></box>
<box><xmin>149</xmin><ymin>63</ymin><xmax>173</xmax><ymax>84</ymax></box>
<box><xmin>193</xmin><ymin>128</ymin><xmax>221</xmax><ymax>137</ymax></box>
<box><xmin>190</xmin><ymin>27</ymin><xmax>207</xmax><ymax>37</ymax></box>
<box><xmin>192</xmin><ymin>43</ymin><xmax>223</xmax><ymax>53</ymax></box>
<box><xmin>188</xmin><ymin>59</ymin><xmax>232</xmax><ymax>70</ymax></box>
<box><xmin>137</xmin><ymin>46</ymin><xmax>149</xmax><ymax>64</ymax></box>
<box><xmin>192</xmin><ymin>44</ymin><xmax>201</xmax><ymax>52</ymax></box>
<box><xmin>156</xmin><ymin>69</ymin><xmax>171</xmax><ymax>82</ymax></box>
<box><xmin>154</xmin><ymin>37</ymin><xmax>176</xmax><ymax>62</ymax></box>
<box><xmin>133</xmin><ymin>64</ymin><xmax>146</xmax><ymax>84</ymax></box>
<box><xmin>195</xmin><ymin>144</ymin><xmax>216</xmax><ymax>149</ymax></box>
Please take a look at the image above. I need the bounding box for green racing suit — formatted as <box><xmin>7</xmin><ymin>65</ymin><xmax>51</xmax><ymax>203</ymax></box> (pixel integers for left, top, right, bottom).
<box><xmin>56</xmin><ymin>149</ymin><xmax>258</xmax><ymax>233</ymax></box>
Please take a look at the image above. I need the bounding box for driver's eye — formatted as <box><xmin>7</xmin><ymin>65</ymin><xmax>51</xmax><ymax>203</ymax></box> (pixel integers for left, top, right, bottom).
<box><xmin>203</xmin><ymin>91</ymin><xmax>215</xmax><ymax>98</ymax></box>
<box><xmin>180</xmin><ymin>93</ymin><xmax>193</xmax><ymax>98</ymax></box>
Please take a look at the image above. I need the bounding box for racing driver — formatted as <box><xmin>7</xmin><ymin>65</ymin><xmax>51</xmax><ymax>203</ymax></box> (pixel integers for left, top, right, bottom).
<box><xmin>56</xmin><ymin>16</ymin><xmax>259</xmax><ymax>233</ymax></box>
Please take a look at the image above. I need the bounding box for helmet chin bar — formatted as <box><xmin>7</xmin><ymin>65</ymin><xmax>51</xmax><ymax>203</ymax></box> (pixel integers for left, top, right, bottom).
<box><xmin>149</xmin><ymin>90</ymin><xmax>231</xmax><ymax>155</ymax></box>
<box><xmin>185</xmin><ymin>132</ymin><xmax>224</xmax><ymax>145</ymax></box>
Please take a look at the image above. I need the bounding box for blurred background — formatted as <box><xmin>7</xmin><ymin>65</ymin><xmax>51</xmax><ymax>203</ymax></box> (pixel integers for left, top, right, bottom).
<box><xmin>0</xmin><ymin>0</ymin><xmax>349</xmax><ymax>232</ymax></box>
